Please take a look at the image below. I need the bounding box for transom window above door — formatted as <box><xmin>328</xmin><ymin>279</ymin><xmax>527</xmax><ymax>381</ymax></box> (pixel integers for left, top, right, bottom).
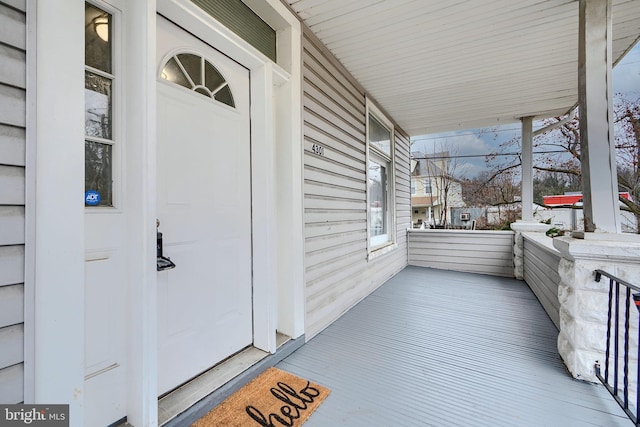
<box><xmin>160</xmin><ymin>53</ymin><xmax>235</xmax><ymax>107</ymax></box>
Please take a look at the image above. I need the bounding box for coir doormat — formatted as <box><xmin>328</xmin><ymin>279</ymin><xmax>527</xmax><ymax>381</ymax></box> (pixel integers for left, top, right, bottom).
<box><xmin>191</xmin><ymin>367</ymin><xmax>330</xmax><ymax>427</ymax></box>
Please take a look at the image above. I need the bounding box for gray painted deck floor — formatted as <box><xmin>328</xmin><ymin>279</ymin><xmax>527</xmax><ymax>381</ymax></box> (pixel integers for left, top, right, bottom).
<box><xmin>277</xmin><ymin>266</ymin><xmax>629</xmax><ymax>427</ymax></box>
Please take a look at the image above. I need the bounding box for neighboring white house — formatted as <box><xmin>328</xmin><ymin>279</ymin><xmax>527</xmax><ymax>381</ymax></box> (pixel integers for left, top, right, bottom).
<box><xmin>411</xmin><ymin>152</ymin><xmax>465</xmax><ymax>228</ymax></box>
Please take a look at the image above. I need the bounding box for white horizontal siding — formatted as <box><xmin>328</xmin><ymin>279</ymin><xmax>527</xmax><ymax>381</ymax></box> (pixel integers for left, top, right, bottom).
<box><xmin>0</xmin><ymin>2</ymin><xmax>25</xmax><ymax>51</ymax></box>
<box><xmin>304</xmin><ymin>78</ymin><xmax>365</xmax><ymax>132</ymax></box>
<box><xmin>0</xmin><ymin>363</ymin><xmax>23</xmax><ymax>403</ymax></box>
<box><xmin>0</xmin><ymin>206</ymin><xmax>24</xmax><ymax>245</ymax></box>
<box><xmin>304</xmin><ymin>109</ymin><xmax>364</xmax><ymax>152</ymax></box>
<box><xmin>2</xmin><ymin>0</ymin><xmax>25</xmax><ymax>12</ymax></box>
<box><xmin>0</xmin><ymin>2</ymin><xmax>25</xmax><ymax>405</ymax></box>
<box><xmin>408</xmin><ymin>230</ymin><xmax>515</xmax><ymax>277</ymax></box>
<box><xmin>0</xmin><ymin>85</ymin><xmax>25</xmax><ymax>127</ymax></box>
<box><xmin>304</xmin><ymin>123</ymin><xmax>365</xmax><ymax>160</ymax></box>
<box><xmin>394</xmin><ymin>130</ymin><xmax>410</xmax><ymax>251</ymax></box>
<box><xmin>306</xmin><ymin>231</ymin><xmax>366</xmax><ymax>261</ymax></box>
<box><xmin>0</xmin><ymin>124</ymin><xmax>25</xmax><ymax>167</ymax></box>
<box><xmin>303</xmin><ymin>27</ymin><xmax>409</xmax><ymax>339</ymax></box>
<box><xmin>305</xmin><ymin>219</ymin><xmax>365</xmax><ymax>239</ymax></box>
<box><xmin>0</xmin><ymin>44</ymin><xmax>25</xmax><ymax>89</ymax></box>
<box><xmin>305</xmin><ymin>166</ymin><xmax>364</xmax><ymax>190</ymax></box>
<box><xmin>0</xmin><ymin>284</ymin><xmax>23</xmax><ymax>328</ymax></box>
<box><xmin>523</xmin><ymin>234</ymin><xmax>561</xmax><ymax>329</ymax></box>
<box><xmin>0</xmin><ymin>324</ymin><xmax>23</xmax><ymax>369</ymax></box>
<box><xmin>0</xmin><ymin>165</ymin><xmax>25</xmax><ymax>204</ymax></box>
<box><xmin>303</xmin><ymin>38</ymin><xmax>365</xmax><ymax>106</ymax></box>
<box><xmin>0</xmin><ymin>245</ymin><xmax>23</xmax><ymax>286</ymax></box>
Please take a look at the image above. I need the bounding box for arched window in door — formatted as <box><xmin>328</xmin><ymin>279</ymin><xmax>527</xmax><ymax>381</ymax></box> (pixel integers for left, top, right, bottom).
<box><xmin>160</xmin><ymin>52</ymin><xmax>235</xmax><ymax>108</ymax></box>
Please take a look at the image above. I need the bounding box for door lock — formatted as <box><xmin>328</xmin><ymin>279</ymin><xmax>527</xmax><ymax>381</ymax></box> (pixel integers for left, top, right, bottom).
<box><xmin>157</xmin><ymin>220</ymin><xmax>176</xmax><ymax>271</ymax></box>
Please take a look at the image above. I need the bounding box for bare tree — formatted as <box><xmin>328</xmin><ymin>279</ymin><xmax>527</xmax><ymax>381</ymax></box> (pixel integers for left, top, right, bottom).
<box><xmin>462</xmin><ymin>171</ymin><xmax>521</xmax><ymax>230</ymax></box>
<box><xmin>484</xmin><ymin>94</ymin><xmax>640</xmax><ymax>232</ymax></box>
<box><xmin>614</xmin><ymin>96</ymin><xmax>640</xmax><ymax>227</ymax></box>
<box><xmin>423</xmin><ymin>143</ymin><xmax>462</xmax><ymax>227</ymax></box>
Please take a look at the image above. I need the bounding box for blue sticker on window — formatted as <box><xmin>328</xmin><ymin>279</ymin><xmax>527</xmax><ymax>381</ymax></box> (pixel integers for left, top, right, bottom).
<box><xmin>85</xmin><ymin>190</ymin><xmax>101</xmax><ymax>206</ymax></box>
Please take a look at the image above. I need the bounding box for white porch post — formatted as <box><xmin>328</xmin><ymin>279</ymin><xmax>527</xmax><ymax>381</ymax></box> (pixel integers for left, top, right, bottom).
<box><xmin>511</xmin><ymin>117</ymin><xmax>548</xmax><ymax>279</ymax></box>
<box><xmin>553</xmin><ymin>0</ymin><xmax>640</xmax><ymax>383</ymax></box>
<box><xmin>520</xmin><ymin>116</ymin><xmax>534</xmax><ymax>222</ymax></box>
<box><xmin>578</xmin><ymin>0</ymin><xmax>620</xmax><ymax>233</ymax></box>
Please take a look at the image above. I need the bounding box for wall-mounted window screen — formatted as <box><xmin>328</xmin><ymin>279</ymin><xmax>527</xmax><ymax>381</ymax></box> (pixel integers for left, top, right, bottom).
<box><xmin>161</xmin><ymin>53</ymin><xmax>235</xmax><ymax>108</ymax></box>
<box><xmin>367</xmin><ymin>109</ymin><xmax>394</xmax><ymax>249</ymax></box>
<box><xmin>84</xmin><ymin>3</ymin><xmax>114</xmax><ymax>207</ymax></box>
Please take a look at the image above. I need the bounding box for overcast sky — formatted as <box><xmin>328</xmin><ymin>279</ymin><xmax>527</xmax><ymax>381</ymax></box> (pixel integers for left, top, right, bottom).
<box><xmin>410</xmin><ymin>42</ymin><xmax>640</xmax><ymax>179</ymax></box>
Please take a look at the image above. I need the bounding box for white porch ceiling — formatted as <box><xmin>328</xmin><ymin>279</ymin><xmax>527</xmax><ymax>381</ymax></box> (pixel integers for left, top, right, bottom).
<box><xmin>286</xmin><ymin>0</ymin><xmax>640</xmax><ymax>136</ymax></box>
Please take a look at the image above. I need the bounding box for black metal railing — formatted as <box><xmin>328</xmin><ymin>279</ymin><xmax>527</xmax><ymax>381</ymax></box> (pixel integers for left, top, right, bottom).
<box><xmin>594</xmin><ymin>269</ymin><xmax>640</xmax><ymax>426</ymax></box>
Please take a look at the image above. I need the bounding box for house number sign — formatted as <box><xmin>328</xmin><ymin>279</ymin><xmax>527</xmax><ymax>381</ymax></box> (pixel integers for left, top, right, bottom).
<box><xmin>311</xmin><ymin>143</ymin><xmax>325</xmax><ymax>156</ymax></box>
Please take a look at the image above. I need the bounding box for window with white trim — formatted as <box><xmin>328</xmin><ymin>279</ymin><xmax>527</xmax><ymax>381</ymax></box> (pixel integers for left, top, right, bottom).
<box><xmin>424</xmin><ymin>179</ymin><xmax>432</xmax><ymax>194</ymax></box>
<box><xmin>84</xmin><ymin>2</ymin><xmax>115</xmax><ymax>207</ymax></box>
<box><xmin>367</xmin><ymin>102</ymin><xmax>394</xmax><ymax>249</ymax></box>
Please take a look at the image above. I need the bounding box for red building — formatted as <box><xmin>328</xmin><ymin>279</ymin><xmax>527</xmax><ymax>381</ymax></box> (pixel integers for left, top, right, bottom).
<box><xmin>543</xmin><ymin>192</ymin><xmax>631</xmax><ymax>206</ymax></box>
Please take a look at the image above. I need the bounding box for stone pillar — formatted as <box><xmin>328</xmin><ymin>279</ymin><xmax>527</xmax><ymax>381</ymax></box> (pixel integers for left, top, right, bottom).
<box><xmin>554</xmin><ymin>234</ymin><xmax>640</xmax><ymax>382</ymax></box>
<box><xmin>510</xmin><ymin>222</ymin><xmax>551</xmax><ymax>279</ymax></box>
<box><xmin>578</xmin><ymin>0</ymin><xmax>621</xmax><ymax>233</ymax></box>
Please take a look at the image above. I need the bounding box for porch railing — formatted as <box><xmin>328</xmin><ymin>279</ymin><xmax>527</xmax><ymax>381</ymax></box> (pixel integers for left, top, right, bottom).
<box><xmin>594</xmin><ymin>269</ymin><xmax>640</xmax><ymax>426</ymax></box>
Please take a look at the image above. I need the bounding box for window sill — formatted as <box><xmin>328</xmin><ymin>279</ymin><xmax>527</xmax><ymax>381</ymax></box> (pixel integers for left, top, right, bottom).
<box><xmin>368</xmin><ymin>242</ymin><xmax>398</xmax><ymax>261</ymax></box>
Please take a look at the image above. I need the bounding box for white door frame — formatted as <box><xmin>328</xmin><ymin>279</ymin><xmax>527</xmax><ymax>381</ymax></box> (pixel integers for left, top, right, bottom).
<box><xmin>150</xmin><ymin>2</ymin><xmax>305</xmax><ymax>423</ymax></box>
<box><xmin>156</xmin><ymin>0</ymin><xmax>300</xmax><ymax>351</ymax></box>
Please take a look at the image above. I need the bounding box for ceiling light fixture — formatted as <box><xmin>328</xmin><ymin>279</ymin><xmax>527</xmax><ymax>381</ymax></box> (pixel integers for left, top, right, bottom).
<box><xmin>93</xmin><ymin>15</ymin><xmax>109</xmax><ymax>42</ymax></box>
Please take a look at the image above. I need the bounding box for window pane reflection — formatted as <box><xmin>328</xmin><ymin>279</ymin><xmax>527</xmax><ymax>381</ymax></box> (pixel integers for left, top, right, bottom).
<box><xmin>85</xmin><ymin>3</ymin><xmax>111</xmax><ymax>73</ymax></box>
<box><xmin>214</xmin><ymin>85</ymin><xmax>235</xmax><ymax>107</ymax></box>
<box><xmin>85</xmin><ymin>141</ymin><xmax>113</xmax><ymax>207</ymax></box>
<box><xmin>369</xmin><ymin>159</ymin><xmax>387</xmax><ymax>237</ymax></box>
<box><xmin>369</xmin><ymin>115</ymin><xmax>391</xmax><ymax>156</ymax></box>
<box><xmin>161</xmin><ymin>53</ymin><xmax>236</xmax><ymax>108</ymax></box>
<box><xmin>161</xmin><ymin>57</ymin><xmax>191</xmax><ymax>89</ymax></box>
<box><xmin>205</xmin><ymin>62</ymin><xmax>225</xmax><ymax>92</ymax></box>
<box><xmin>85</xmin><ymin>71</ymin><xmax>112</xmax><ymax>139</ymax></box>
<box><xmin>177</xmin><ymin>53</ymin><xmax>201</xmax><ymax>86</ymax></box>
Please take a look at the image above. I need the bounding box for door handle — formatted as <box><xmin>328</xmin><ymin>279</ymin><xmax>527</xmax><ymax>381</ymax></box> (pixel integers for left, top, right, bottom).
<box><xmin>157</xmin><ymin>228</ymin><xmax>176</xmax><ymax>272</ymax></box>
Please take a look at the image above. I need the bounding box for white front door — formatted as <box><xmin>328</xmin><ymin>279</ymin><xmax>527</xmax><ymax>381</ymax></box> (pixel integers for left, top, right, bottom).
<box><xmin>156</xmin><ymin>16</ymin><xmax>253</xmax><ymax>395</ymax></box>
